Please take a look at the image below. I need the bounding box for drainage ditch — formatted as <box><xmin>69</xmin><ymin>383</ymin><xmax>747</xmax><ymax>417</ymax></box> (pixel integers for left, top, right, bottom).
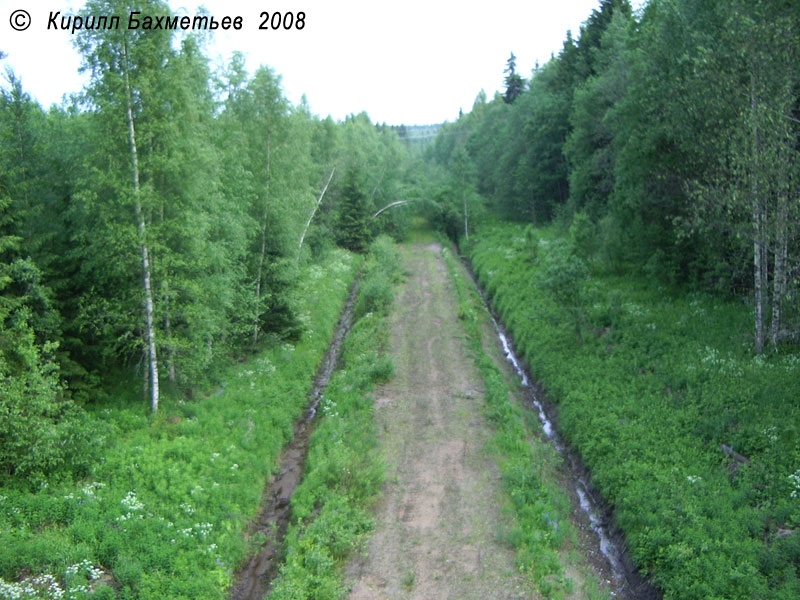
<box><xmin>462</xmin><ymin>255</ymin><xmax>661</xmax><ymax>600</ymax></box>
<box><xmin>229</xmin><ymin>278</ymin><xmax>360</xmax><ymax>600</ymax></box>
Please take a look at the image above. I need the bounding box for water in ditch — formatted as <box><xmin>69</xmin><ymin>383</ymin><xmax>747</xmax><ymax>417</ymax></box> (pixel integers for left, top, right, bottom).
<box><xmin>474</xmin><ymin>272</ymin><xmax>659</xmax><ymax>600</ymax></box>
<box><xmin>229</xmin><ymin>279</ymin><xmax>360</xmax><ymax>600</ymax></box>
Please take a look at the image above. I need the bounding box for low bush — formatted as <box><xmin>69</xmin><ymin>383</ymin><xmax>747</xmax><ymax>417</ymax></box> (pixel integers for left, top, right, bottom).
<box><xmin>353</xmin><ymin>235</ymin><xmax>402</xmax><ymax>320</ymax></box>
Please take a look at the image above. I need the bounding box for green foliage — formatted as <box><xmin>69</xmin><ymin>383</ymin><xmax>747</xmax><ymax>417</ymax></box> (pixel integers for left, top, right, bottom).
<box><xmin>428</xmin><ymin>0</ymin><xmax>800</xmax><ymax>346</ymax></box>
<box><xmin>0</xmin><ymin>194</ymin><xmax>105</xmax><ymax>485</ymax></box>
<box><xmin>353</xmin><ymin>235</ymin><xmax>402</xmax><ymax>320</ymax></box>
<box><xmin>326</xmin><ymin>113</ymin><xmax>411</xmax><ymax>247</ymax></box>
<box><xmin>268</xmin><ymin>239</ymin><xmax>398</xmax><ymax>599</ymax></box>
<box><xmin>563</xmin><ymin>5</ymin><xmax>632</xmax><ymax>219</ymax></box>
<box><xmin>336</xmin><ymin>168</ymin><xmax>370</xmax><ymax>253</ymax></box>
<box><xmin>503</xmin><ymin>53</ymin><xmax>525</xmax><ymax>104</ymax></box>
<box><xmin>0</xmin><ymin>251</ymin><xmax>360</xmax><ymax>599</ymax></box>
<box><xmin>540</xmin><ymin>243</ymin><xmax>590</xmax><ymax>343</ymax></box>
<box><xmin>469</xmin><ymin>221</ymin><xmax>800</xmax><ymax>600</ymax></box>
<box><xmin>569</xmin><ymin>212</ymin><xmax>597</xmax><ymax>261</ymax></box>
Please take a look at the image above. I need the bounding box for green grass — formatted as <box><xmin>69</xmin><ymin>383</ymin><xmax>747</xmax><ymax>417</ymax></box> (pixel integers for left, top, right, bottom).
<box><xmin>0</xmin><ymin>249</ymin><xmax>361</xmax><ymax>600</ymax></box>
<box><xmin>466</xmin><ymin>220</ymin><xmax>800</xmax><ymax>600</ymax></box>
<box><xmin>267</xmin><ymin>235</ymin><xmax>400</xmax><ymax>600</ymax></box>
<box><xmin>438</xmin><ymin>238</ymin><xmax>581</xmax><ymax>599</ymax></box>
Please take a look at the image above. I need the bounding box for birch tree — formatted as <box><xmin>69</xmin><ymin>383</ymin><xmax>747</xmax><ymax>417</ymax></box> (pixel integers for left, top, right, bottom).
<box><xmin>684</xmin><ymin>0</ymin><xmax>799</xmax><ymax>353</ymax></box>
<box><xmin>74</xmin><ymin>0</ymin><xmax>174</xmax><ymax>411</ymax></box>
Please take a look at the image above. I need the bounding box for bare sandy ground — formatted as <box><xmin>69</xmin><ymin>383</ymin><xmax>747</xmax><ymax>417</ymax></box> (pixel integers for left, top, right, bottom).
<box><xmin>345</xmin><ymin>242</ymin><xmax>532</xmax><ymax>600</ymax></box>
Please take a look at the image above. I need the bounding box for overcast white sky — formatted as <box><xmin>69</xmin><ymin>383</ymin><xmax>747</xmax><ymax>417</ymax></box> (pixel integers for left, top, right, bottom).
<box><xmin>0</xmin><ymin>0</ymin><xmax>644</xmax><ymax>125</ymax></box>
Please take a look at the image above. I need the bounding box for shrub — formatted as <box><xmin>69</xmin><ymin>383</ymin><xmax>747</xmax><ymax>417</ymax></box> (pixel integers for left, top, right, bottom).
<box><xmin>569</xmin><ymin>212</ymin><xmax>596</xmax><ymax>260</ymax></box>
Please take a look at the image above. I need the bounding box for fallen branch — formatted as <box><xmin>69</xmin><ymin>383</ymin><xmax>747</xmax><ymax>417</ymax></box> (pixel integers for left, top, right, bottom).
<box><xmin>721</xmin><ymin>443</ymin><xmax>750</xmax><ymax>476</ymax></box>
<box><xmin>721</xmin><ymin>444</ymin><xmax>750</xmax><ymax>464</ymax></box>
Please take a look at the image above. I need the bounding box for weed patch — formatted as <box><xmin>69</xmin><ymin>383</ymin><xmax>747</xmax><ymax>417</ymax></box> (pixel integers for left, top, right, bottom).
<box><xmin>467</xmin><ymin>221</ymin><xmax>800</xmax><ymax>600</ymax></box>
<box><xmin>267</xmin><ymin>236</ymin><xmax>398</xmax><ymax>599</ymax></box>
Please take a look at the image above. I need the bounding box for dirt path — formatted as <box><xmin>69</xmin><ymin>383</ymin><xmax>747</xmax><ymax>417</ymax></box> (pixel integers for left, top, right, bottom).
<box><xmin>346</xmin><ymin>242</ymin><xmax>530</xmax><ymax>600</ymax></box>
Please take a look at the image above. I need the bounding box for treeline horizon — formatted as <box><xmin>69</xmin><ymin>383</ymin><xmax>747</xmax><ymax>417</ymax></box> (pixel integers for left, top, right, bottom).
<box><xmin>427</xmin><ymin>0</ymin><xmax>800</xmax><ymax>356</ymax></box>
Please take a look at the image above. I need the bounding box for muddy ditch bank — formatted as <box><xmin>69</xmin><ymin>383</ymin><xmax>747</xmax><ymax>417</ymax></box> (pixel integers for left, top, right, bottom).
<box><xmin>229</xmin><ymin>278</ymin><xmax>360</xmax><ymax>600</ymax></box>
<box><xmin>457</xmin><ymin>250</ymin><xmax>661</xmax><ymax>600</ymax></box>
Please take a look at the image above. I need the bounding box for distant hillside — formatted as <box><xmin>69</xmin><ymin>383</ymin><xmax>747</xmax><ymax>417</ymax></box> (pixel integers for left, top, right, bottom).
<box><xmin>390</xmin><ymin>123</ymin><xmax>442</xmax><ymax>148</ymax></box>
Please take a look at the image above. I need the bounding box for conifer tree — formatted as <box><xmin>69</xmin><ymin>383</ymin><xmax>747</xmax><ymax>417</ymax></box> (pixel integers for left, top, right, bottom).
<box><xmin>503</xmin><ymin>52</ymin><xmax>524</xmax><ymax>104</ymax></box>
<box><xmin>337</xmin><ymin>168</ymin><xmax>370</xmax><ymax>253</ymax></box>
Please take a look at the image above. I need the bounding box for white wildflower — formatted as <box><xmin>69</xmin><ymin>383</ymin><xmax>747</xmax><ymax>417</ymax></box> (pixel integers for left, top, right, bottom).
<box><xmin>789</xmin><ymin>469</ymin><xmax>800</xmax><ymax>499</ymax></box>
<box><xmin>120</xmin><ymin>491</ymin><xmax>144</xmax><ymax>511</ymax></box>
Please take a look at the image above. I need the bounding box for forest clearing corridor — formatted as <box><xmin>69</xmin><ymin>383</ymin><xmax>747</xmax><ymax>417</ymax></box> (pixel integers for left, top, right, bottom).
<box><xmin>346</xmin><ymin>241</ymin><xmax>550</xmax><ymax>600</ymax></box>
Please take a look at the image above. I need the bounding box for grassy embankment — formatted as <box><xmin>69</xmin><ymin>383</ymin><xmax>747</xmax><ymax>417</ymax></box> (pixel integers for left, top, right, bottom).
<box><xmin>467</xmin><ymin>221</ymin><xmax>800</xmax><ymax>600</ymax></box>
<box><xmin>267</xmin><ymin>235</ymin><xmax>400</xmax><ymax>599</ymax></box>
<box><xmin>0</xmin><ymin>249</ymin><xmax>361</xmax><ymax>600</ymax></box>
<box><xmin>439</xmin><ymin>237</ymin><xmax>609</xmax><ymax>599</ymax></box>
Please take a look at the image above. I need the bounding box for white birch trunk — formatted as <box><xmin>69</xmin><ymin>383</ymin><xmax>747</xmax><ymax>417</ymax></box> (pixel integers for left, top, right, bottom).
<box><xmin>124</xmin><ymin>40</ymin><xmax>159</xmax><ymax>412</ymax></box>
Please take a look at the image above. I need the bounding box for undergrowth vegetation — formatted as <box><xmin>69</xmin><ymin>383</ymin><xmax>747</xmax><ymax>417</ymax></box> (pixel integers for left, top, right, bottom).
<box><xmin>0</xmin><ymin>249</ymin><xmax>360</xmax><ymax>600</ymax></box>
<box><xmin>439</xmin><ymin>240</ymin><xmax>585</xmax><ymax>599</ymax></box>
<box><xmin>269</xmin><ymin>235</ymin><xmax>401</xmax><ymax>599</ymax></box>
<box><xmin>467</xmin><ymin>221</ymin><xmax>800</xmax><ymax>600</ymax></box>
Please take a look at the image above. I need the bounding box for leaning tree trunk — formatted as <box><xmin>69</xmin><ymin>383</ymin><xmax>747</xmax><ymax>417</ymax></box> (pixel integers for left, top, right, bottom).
<box><xmin>123</xmin><ymin>40</ymin><xmax>159</xmax><ymax>412</ymax></box>
<box><xmin>297</xmin><ymin>167</ymin><xmax>335</xmax><ymax>260</ymax></box>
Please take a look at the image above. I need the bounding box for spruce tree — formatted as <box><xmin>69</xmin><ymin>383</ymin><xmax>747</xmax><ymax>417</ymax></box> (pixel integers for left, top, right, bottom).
<box><xmin>337</xmin><ymin>168</ymin><xmax>369</xmax><ymax>253</ymax></box>
<box><xmin>503</xmin><ymin>52</ymin><xmax>524</xmax><ymax>104</ymax></box>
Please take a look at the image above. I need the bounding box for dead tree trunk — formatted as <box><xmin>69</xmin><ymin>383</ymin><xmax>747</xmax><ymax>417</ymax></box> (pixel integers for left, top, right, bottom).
<box><xmin>297</xmin><ymin>167</ymin><xmax>335</xmax><ymax>260</ymax></box>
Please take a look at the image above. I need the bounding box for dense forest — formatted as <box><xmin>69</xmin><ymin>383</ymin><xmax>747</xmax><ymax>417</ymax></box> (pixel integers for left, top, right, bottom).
<box><xmin>1</xmin><ymin>0</ymin><xmax>412</xmax><ymax>483</ymax></box>
<box><xmin>428</xmin><ymin>0</ymin><xmax>800</xmax><ymax>354</ymax></box>
<box><xmin>1</xmin><ymin>0</ymin><xmax>799</xmax><ymax>598</ymax></box>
